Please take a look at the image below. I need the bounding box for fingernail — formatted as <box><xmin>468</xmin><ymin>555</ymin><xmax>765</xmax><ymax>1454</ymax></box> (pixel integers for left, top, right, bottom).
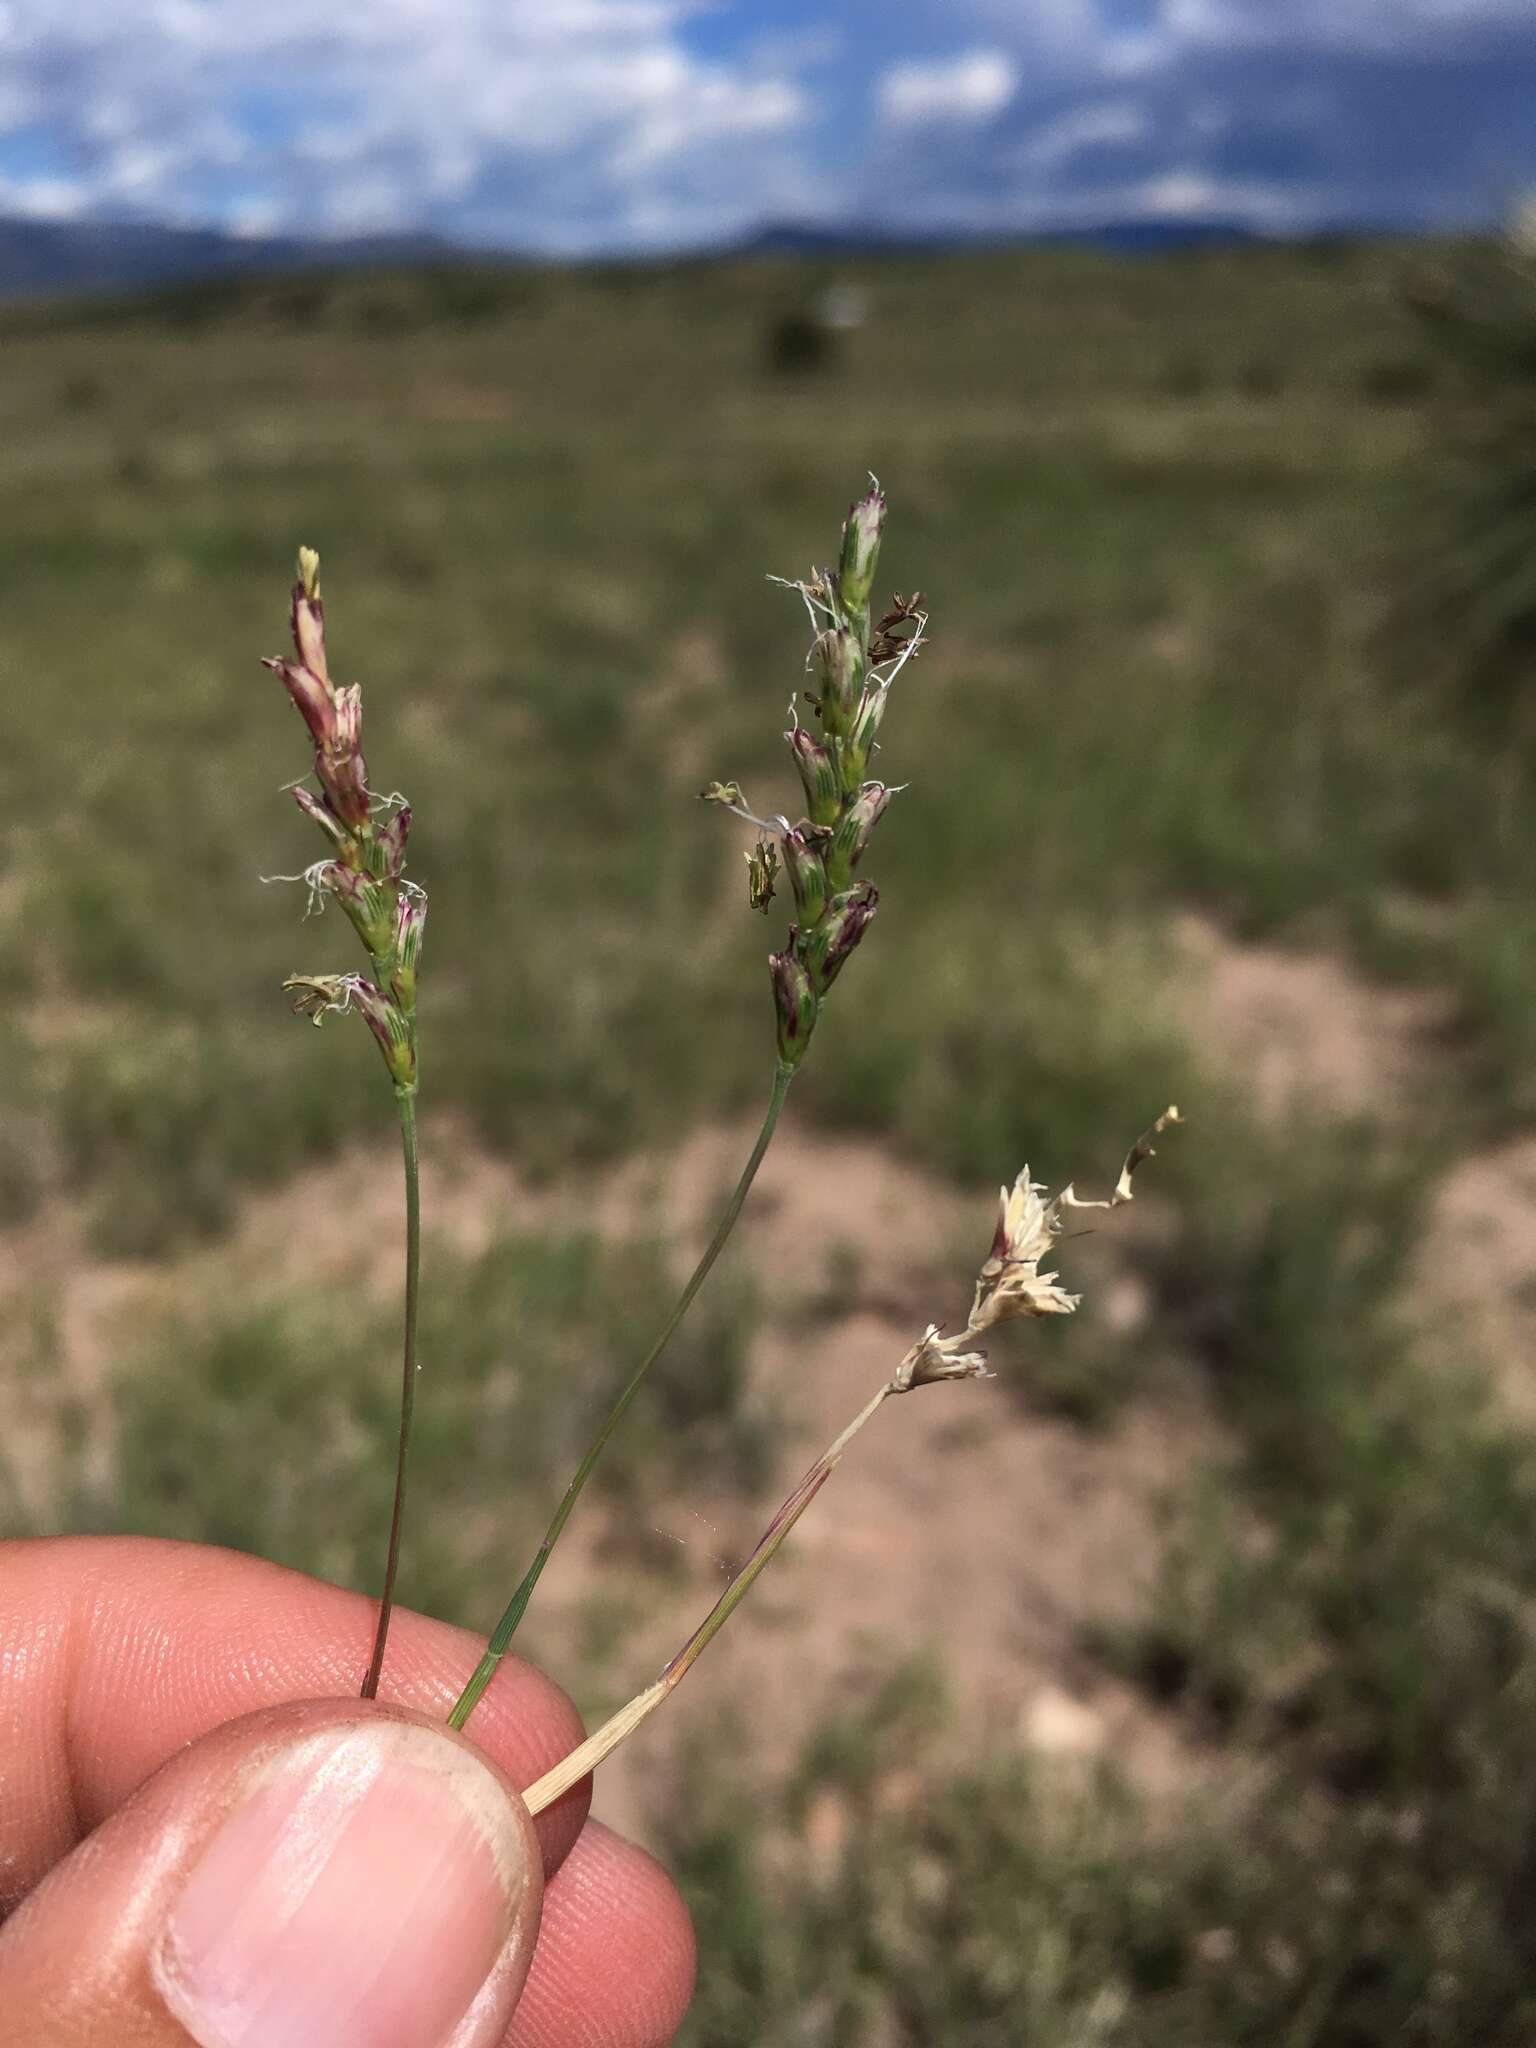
<box><xmin>154</xmin><ymin>1720</ymin><xmax>534</xmax><ymax>2048</ymax></box>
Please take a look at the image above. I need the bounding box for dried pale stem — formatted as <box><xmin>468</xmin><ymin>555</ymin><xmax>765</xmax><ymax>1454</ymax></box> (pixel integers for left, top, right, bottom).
<box><xmin>360</xmin><ymin>1087</ymin><xmax>421</xmax><ymax>1700</ymax></box>
<box><xmin>449</xmin><ymin>1060</ymin><xmax>796</xmax><ymax>1730</ymax></box>
<box><xmin>520</xmin><ymin>1378</ymin><xmax>896</xmax><ymax>1815</ymax></box>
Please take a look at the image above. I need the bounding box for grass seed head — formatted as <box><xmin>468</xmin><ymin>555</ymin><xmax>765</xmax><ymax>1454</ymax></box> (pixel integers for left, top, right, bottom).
<box><xmin>707</xmin><ymin>482</ymin><xmax>923</xmax><ymax>1068</ymax></box>
<box><xmin>267</xmin><ymin>548</ymin><xmax>424</xmax><ymax>1099</ymax></box>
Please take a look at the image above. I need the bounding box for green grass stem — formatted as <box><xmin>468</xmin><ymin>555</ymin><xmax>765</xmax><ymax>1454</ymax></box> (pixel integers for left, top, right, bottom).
<box><xmin>360</xmin><ymin>1085</ymin><xmax>421</xmax><ymax>1700</ymax></box>
<box><xmin>449</xmin><ymin>1059</ymin><xmax>794</xmax><ymax>1729</ymax></box>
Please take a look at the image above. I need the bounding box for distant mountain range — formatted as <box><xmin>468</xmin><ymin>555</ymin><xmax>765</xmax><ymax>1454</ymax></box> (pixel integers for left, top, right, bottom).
<box><xmin>0</xmin><ymin>217</ymin><xmax>456</xmax><ymax>297</ymax></box>
<box><xmin>0</xmin><ymin>210</ymin><xmax>1316</xmax><ymax>299</ymax></box>
<box><xmin>734</xmin><ymin>218</ymin><xmax>1265</xmax><ymax>258</ymax></box>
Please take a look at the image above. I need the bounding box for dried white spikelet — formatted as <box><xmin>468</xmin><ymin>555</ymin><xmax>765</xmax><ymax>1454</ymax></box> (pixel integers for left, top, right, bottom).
<box><xmin>965</xmin><ymin>1108</ymin><xmax>1182</xmax><ymax>1334</ymax></box>
<box><xmin>893</xmin><ymin>1324</ymin><xmax>990</xmax><ymax>1390</ymax></box>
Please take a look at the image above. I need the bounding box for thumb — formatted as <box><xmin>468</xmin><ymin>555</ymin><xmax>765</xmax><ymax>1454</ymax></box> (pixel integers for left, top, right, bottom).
<box><xmin>0</xmin><ymin>1697</ymin><xmax>544</xmax><ymax>2048</ymax></box>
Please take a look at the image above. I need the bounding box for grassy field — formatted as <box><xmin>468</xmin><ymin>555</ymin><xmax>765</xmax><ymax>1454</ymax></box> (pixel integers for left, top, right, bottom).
<box><xmin>4</xmin><ymin>236</ymin><xmax>1536</xmax><ymax>2041</ymax></box>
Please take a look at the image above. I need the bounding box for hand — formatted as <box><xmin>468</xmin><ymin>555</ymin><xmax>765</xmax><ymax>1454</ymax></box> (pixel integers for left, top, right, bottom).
<box><xmin>0</xmin><ymin>1536</ymin><xmax>695</xmax><ymax>2046</ymax></box>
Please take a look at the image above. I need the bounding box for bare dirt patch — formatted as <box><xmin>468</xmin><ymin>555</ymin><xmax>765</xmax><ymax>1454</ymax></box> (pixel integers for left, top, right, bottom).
<box><xmin>1171</xmin><ymin>912</ymin><xmax>1536</xmax><ymax>1422</ymax></box>
<box><xmin>1420</xmin><ymin>1138</ymin><xmax>1536</xmax><ymax>1422</ymax></box>
<box><xmin>1173</xmin><ymin>909</ymin><xmax>1443</xmax><ymax>1121</ymax></box>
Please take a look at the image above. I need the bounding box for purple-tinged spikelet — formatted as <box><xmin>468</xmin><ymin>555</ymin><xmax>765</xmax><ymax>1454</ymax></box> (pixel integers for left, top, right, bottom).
<box><xmin>769</xmin><ymin>947</ymin><xmax>817</xmax><ymax>1067</ymax></box>
<box><xmin>269</xmin><ymin>549</ymin><xmax>423</xmax><ymax>1100</ymax></box>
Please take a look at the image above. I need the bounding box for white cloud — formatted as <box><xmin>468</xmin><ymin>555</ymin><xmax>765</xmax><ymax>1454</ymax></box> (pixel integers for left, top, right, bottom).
<box><xmin>615</xmin><ymin>78</ymin><xmax>805</xmax><ymax>177</ymax></box>
<box><xmin>1020</xmin><ymin>100</ymin><xmax>1151</xmax><ymax>168</ymax></box>
<box><xmin>0</xmin><ymin>0</ymin><xmax>814</xmax><ymax>249</ymax></box>
<box><xmin>1134</xmin><ymin>167</ymin><xmax>1315</xmax><ymax>228</ymax></box>
<box><xmin>228</xmin><ymin>196</ymin><xmax>283</xmax><ymax>238</ymax></box>
<box><xmin>877</xmin><ymin>48</ymin><xmax>1019</xmax><ymax>126</ymax></box>
<box><xmin>0</xmin><ymin>173</ymin><xmax>85</xmax><ymax>219</ymax></box>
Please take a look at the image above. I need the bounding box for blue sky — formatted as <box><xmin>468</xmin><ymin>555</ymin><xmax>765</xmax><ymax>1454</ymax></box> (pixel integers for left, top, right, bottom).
<box><xmin>0</xmin><ymin>1</ymin><xmax>1532</xmax><ymax>251</ymax></box>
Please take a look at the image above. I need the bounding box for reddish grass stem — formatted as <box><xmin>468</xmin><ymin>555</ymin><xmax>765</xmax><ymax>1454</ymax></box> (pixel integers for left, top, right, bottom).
<box><xmin>519</xmin><ymin>1376</ymin><xmax>896</xmax><ymax>1815</ymax></box>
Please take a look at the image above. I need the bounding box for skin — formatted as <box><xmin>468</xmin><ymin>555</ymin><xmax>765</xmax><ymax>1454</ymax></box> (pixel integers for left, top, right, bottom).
<box><xmin>0</xmin><ymin>1536</ymin><xmax>696</xmax><ymax>2047</ymax></box>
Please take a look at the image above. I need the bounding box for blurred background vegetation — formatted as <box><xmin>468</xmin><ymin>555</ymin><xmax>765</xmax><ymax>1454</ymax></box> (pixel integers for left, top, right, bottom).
<box><xmin>4</xmin><ymin>231</ymin><xmax>1536</xmax><ymax>2041</ymax></box>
